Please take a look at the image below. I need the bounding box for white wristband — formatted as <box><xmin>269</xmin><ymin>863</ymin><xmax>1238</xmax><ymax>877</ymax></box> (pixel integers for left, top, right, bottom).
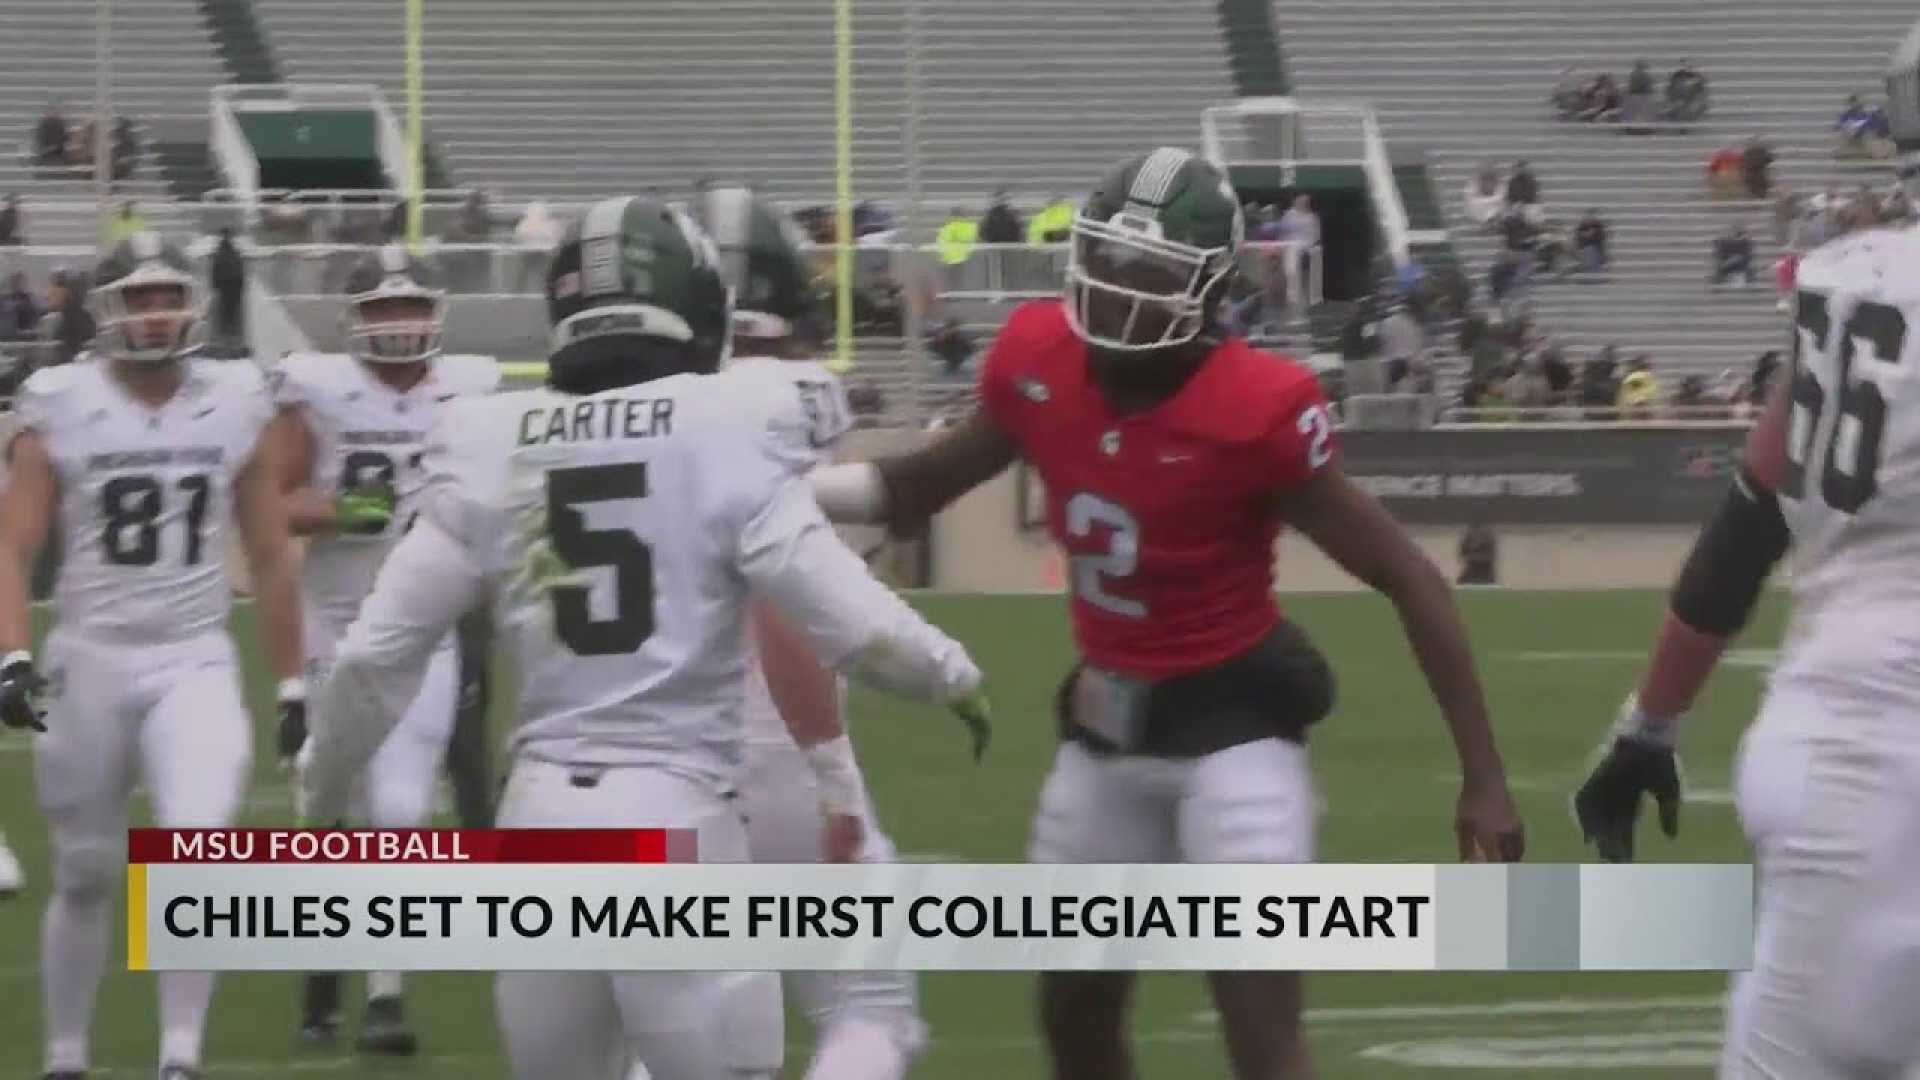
<box><xmin>802</xmin><ymin>733</ymin><xmax>869</xmax><ymax>817</ymax></box>
<box><xmin>277</xmin><ymin>676</ymin><xmax>308</xmax><ymax>703</ymax></box>
<box><xmin>1614</xmin><ymin>693</ymin><xmax>1680</xmax><ymax>749</ymax></box>
<box><xmin>810</xmin><ymin>463</ymin><xmax>887</xmax><ymax>524</ymax></box>
<box><xmin>1</xmin><ymin>650</ymin><xmax>31</xmax><ymax>670</ymax></box>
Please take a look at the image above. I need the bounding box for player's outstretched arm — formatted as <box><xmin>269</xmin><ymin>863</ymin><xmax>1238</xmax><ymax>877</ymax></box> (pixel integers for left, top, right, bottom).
<box><xmin>1575</xmin><ymin>377</ymin><xmax>1792</xmax><ymax>861</ymax></box>
<box><xmin>742</xmin><ymin>477</ymin><xmax>989</xmax><ymax>759</ymax></box>
<box><xmin>237</xmin><ymin>431</ymin><xmax>310</xmax><ymax>763</ymax></box>
<box><xmin>0</xmin><ymin>430</ymin><xmax>55</xmax><ymax>731</ymax></box>
<box><xmin>752</xmin><ymin>600</ymin><xmax>867</xmax><ymax>861</ymax></box>
<box><xmin>1285</xmin><ymin>466</ymin><xmax>1524</xmax><ymax>862</ymax></box>
<box><xmin>304</xmin><ymin>517</ymin><xmax>485</xmax><ymax>824</ymax></box>
<box><xmin>812</xmin><ymin>409</ymin><xmax>1019</xmax><ymax>532</ymax></box>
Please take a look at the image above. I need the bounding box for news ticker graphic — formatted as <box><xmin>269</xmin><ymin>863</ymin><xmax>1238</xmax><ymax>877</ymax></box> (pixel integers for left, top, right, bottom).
<box><xmin>125</xmin><ymin>829</ymin><xmax>1753</xmax><ymax>974</ymax></box>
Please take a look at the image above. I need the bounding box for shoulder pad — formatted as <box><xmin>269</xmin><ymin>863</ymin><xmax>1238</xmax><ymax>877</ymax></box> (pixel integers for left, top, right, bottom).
<box><xmin>722</xmin><ymin>358</ymin><xmax>851</xmax><ymax>472</ymax></box>
<box><xmin>13</xmin><ymin>364</ymin><xmax>84</xmax><ymax>434</ymax></box>
<box><xmin>438</xmin><ymin>353</ymin><xmax>503</xmax><ymax>395</ymax></box>
<box><xmin>271</xmin><ymin>352</ymin><xmax>347</xmax><ymax>407</ymax></box>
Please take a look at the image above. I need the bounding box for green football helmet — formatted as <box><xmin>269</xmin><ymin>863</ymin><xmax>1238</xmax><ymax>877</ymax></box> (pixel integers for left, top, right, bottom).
<box><xmin>545</xmin><ymin>196</ymin><xmax>733</xmax><ymax>390</ymax></box>
<box><xmin>92</xmin><ymin>231</ymin><xmax>200</xmax><ymax>364</ymax></box>
<box><xmin>1066</xmin><ymin>147</ymin><xmax>1244</xmax><ymax>352</ymax></box>
<box><xmin>686</xmin><ymin>182</ymin><xmax>825</xmax><ymax>345</ymax></box>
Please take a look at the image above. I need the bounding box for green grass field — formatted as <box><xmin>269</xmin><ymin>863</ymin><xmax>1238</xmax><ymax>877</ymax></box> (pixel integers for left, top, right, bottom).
<box><xmin>0</xmin><ymin>588</ymin><xmax>1783</xmax><ymax>1078</ymax></box>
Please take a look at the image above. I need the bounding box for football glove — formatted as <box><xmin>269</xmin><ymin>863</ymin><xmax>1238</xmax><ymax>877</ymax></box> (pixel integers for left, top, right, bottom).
<box><xmin>0</xmin><ymin>654</ymin><xmax>48</xmax><ymax>733</ymax></box>
<box><xmin>276</xmin><ymin>677</ymin><xmax>309</xmax><ymax>768</ymax></box>
<box><xmin>335</xmin><ymin>485</ymin><xmax>395</xmax><ymax>534</ymax></box>
<box><xmin>950</xmin><ymin>690</ymin><xmax>992</xmax><ymax>762</ymax></box>
<box><xmin>1574</xmin><ymin>694</ymin><xmax>1682</xmax><ymax>863</ymax></box>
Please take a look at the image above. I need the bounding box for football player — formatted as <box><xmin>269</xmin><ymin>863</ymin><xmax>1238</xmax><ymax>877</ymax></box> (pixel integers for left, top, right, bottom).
<box><xmin>691</xmin><ymin>182</ymin><xmax>927</xmax><ymax>1080</ymax></box>
<box><xmin>1576</xmin><ymin>216</ymin><xmax>1920</xmax><ymax>1077</ymax></box>
<box><xmin>811</xmin><ymin>147</ymin><xmax>1525</xmax><ymax>1079</ymax></box>
<box><xmin>269</xmin><ymin>245</ymin><xmax>501</xmax><ymax>1054</ymax></box>
<box><xmin>299</xmin><ymin>196</ymin><xmax>989</xmax><ymax>1080</ymax></box>
<box><xmin>0</xmin><ymin>232</ymin><xmax>306</xmax><ymax>1080</ymax></box>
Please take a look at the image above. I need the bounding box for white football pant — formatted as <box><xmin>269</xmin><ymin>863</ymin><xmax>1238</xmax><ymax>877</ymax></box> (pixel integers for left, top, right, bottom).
<box><xmin>1029</xmin><ymin>737</ymin><xmax>1319</xmax><ymax>864</ymax></box>
<box><xmin>492</xmin><ymin>757</ymin><xmax>782</xmax><ymax>1080</ymax></box>
<box><xmin>742</xmin><ymin>738</ymin><xmax>926</xmax><ymax>1080</ymax></box>
<box><xmin>1722</xmin><ymin>679</ymin><xmax>1920</xmax><ymax>1079</ymax></box>
<box><xmin>35</xmin><ymin>629</ymin><xmax>252</xmax><ymax>1072</ymax></box>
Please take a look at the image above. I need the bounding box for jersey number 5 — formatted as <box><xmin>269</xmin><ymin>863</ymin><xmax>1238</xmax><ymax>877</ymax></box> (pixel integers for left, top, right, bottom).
<box><xmin>546</xmin><ymin>463</ymin><xmax>655</xmax><ymax>655</ymax></box>
<box><xmin>1065</xmin><ymin>492</ymin><xmax>1145</xmax><ymax>619</ymax></box>
<box><xmin>1783</xmin><ymin>290</ymin><xmax>1908</xmax><ymax>513</ymax></box>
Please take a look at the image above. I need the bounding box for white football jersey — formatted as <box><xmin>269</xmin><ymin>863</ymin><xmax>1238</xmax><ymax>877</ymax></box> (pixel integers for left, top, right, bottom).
<box><xmin>1774</xmin><ymin>227</ymin><xmax>1920</xmax><ymax>694</ymax></box>
<box><xmin>423</xmin><ymin>355</ymin><xmax>862</xmax><ymax>781</ymax></box>
<box><xmin>273</xmin><ymin>352</ymin><xmax>500</xmax><ymax>633</ymax></box>
<box><xmin>15</xmin><ymin>356</ymin><xmax>273</xmax><ymax>644</ymax></box>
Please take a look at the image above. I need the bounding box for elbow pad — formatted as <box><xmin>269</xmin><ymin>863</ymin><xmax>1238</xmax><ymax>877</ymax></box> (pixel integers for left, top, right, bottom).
<box><xmin>1669</xmin><ymin>467</ymin><xmax>1791</xmax><ymax>637</ymax></box>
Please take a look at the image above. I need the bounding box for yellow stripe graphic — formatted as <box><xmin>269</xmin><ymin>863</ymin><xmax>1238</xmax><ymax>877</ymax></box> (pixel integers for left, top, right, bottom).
<box><xmin>126</xmin><ymin>863</ymin><xmax>148</xmax><ymax>971</ymax></box>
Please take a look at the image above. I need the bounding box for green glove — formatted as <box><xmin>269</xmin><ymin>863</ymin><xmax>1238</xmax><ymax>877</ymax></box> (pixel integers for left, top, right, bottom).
<box><xmin>335</xmin><ymin>486</ymin><xmax>395</xmax><ymax>533</ymax></box>
<box><xmin>950</xmin><ymin>690</ymin><xmax>992</xmax><ymax>762</ymax></box>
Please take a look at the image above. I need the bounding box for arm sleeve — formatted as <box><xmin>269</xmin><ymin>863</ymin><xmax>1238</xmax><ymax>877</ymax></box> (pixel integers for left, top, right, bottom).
<box><xmin>738</xmin><ymin>473</ymin><xmax>980</xmax><ymax>705</ymax></box>
<box><xmin>1264</xmin><ymin>374</ymin><xmax>1339</xmax><ymax>490</ymax></box>
<box><xmin>302</xmin><ymin>518</ymin><xmax>486</xmax><ymax>823</ymax></box>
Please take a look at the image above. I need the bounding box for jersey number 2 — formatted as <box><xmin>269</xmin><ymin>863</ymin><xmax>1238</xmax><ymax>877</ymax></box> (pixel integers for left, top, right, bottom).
<box><xmin>547</xmin><ymin>463</ymin><xmax>655</xmax><ymax>656</ymax></box>
<box><xmin>1783</xmin><ymin>290</ymin><xmax>1908</xmax><ymax>513</ymax></box>
<box><xmin>1065</xmin><ymin>492</ymin><xmax>1145</xmax><ymax>619</ymax></box>
<box><xmin>101</xmin><ymin>473</ymin><xmax>210</xmax><ymax>567</ymax></box>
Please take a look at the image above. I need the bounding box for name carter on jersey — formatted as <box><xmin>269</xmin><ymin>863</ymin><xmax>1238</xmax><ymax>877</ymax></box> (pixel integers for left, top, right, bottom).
<box><xmin>516</xmin><ymin>395</ymin><xmax>676</xmax><ymax>447</ymax></box>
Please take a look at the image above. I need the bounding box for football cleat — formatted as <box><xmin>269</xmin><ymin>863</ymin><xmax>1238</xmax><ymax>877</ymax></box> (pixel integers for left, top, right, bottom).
<box><xmin>298</xmin><ymin>971</ymin><xmax>343</xmax><ymax>1047</ymax></box>
<box><xmin>357</xmin><ymin>994</ymin><xmax>419</xmax><ymax>1056</ymax></box>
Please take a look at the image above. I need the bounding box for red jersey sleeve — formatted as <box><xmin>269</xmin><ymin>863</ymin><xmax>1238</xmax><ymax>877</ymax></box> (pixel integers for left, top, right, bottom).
<box><xmin>975</xmin><ymin>300</ymin><xmax>1067</xmax><ymax>439</ymax></box>
<box><xmin>1262</xmin><ymin>369</ymin><xmax>1339</xmax><ymax>491</ymax></box>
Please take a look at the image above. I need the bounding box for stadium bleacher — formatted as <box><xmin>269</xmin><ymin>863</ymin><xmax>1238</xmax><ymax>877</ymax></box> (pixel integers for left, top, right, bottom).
<box><xmin>1276</xmin><ymin>0</ymin><xmax>1915</xmax><ymax>378</ymax></box>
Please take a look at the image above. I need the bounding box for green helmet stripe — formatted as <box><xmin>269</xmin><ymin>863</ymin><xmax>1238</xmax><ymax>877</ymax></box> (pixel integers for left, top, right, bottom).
<box><xmin>1125</xmin><ymin>147</ymin><xmax>1192</xmax><ymax>213</ymax></box>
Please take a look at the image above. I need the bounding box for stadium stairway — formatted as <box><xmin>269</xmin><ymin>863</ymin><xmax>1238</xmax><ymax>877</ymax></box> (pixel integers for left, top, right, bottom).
<box><xmin>0</xmin><ymin>0</ymin><xmax>228</xmax><ymax>246</ymax></box>
<box><xmin>1275</xmin><ymin>0</ymin><xmax>1915</xmax><ymax>380</ymax></box>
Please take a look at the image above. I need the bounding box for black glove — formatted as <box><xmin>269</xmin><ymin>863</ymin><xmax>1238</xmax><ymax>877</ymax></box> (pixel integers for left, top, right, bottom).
<box><xmin>1574</xmin><ymin>702</ymin><xmax>1682</xmax><ymax>863</ymax></box>
<box><xmin>276</xmin><ymin>682</ymin><xmax>308</xmax><ymax>767</ymax></box>
<box><xmin>0</xmin><ymin>656</ymin><xmax>47</xmax><ymax>732</ymax></box>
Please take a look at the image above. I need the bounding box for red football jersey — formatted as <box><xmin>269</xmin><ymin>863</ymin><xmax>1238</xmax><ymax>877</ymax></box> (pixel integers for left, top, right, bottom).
<box><xmin>979</xmin><ymin>300</ymin><xmax>1336</xmax><ymax>679</ymax></box>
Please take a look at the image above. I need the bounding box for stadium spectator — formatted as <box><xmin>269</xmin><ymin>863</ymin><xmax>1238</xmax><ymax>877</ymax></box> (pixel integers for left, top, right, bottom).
<box><xmin>1279</xmin><ymin>194</ymin><xmax>1321</xmax><ymax>307</ymax></box>
<box><xmin>1712</xmin><ymin>225</ymin><xmax>1756</xmax><ymax>288</ymax></box>
<box><xmin>1574</xmin><ymin>208</ymin><xmax>1608</xmax><ymax>273</ymax></box>
<box><xmin>1551</xmin><ymin>68</ymin><xmax>1586</xmax><ymax>120</ymax></box>
<box><xmin>1673</xmin><ymin>374</ymin><xmax>1710</xmax><ymax>412</ymax></box>
<box><xmin>1667</xmin><ymin>58</ymin><xmax>1709</xmax><ymax>121</ymax></box>
<box><xmin>1378</xmin><ymin>302</ymin><xmax>1423</xmax><ymax>389</ymax></box>
<box><xmin>1578</xmin><ymin>73</ymin><xmax>1621</xmax><ymax>122</ymax></box>
<box><xmin>0</xmin><ymin>271</ymin><xmax>39</xmax><ymax>341</ymax></box>
<box><xmin>1464</xmin><ymin>164</ymin><xmax>1507</xmax><ymax>229</ymax></box>
<box><xmin>1028</xmin><ymin>194</ymin><xmax>1074</xmax><ymax>244</ymax></box>
<box><xmin>1531</xmin><ymin>213</ymin><xmax>1573</xmax><ymax>279</ymax></box>
<box><xmin>1884</xmin><ymin>184</ymin><xmax>1915</xmax><ymax>225</ymax></box>
<box><xmin>1246</xmin><ymin>203</ymin><xmax>1281</xmax><ymax>242</ymax></box>
<box><xmin>69</xmin><ymin>114</ymin><xmax>96</xmax><ymax>173</ymax></box>
<box><xmin>1503</xmin><ymin>353</ymin><xmax>1552</xmax><ymax>413</ymax></box>
<box><xmin>40</xmin><ymin>270</ymin><xmax>95</xmax><ymax>366</ymax></box>
<box><xmin>105</xmin><ymin>200</ymin><xmax>146</xmax><ymax>246</ymax></box>
<box><xmin>208</xmin><ymin>228</ymin><xmax>247</xmax><ymax>355</ymax></box>
<box><xmin>1618</xmin><ymin>356</ymin><xmax>1661</xmax><ymax>417</ymax></box>
<box><xmin>1622</xmin><ymin>60</ymin><xmax>1657</xmax><ymax>127</ymax></box>
<box><xmin>34</xmin><ymin>100</ymin><xmax>67</xmax><ymax>167</ymax></box>
<box><xmin>1836</xmin><ymin>94</ymin><xmax>1894</xmax><ymax>158</ymax></box>
<box><xmin>1706</xmin><ymin>144</ymin><xmax>1745</xmax><ymax>198</ymax></box>
<box><xmin>935</xmin><ymin>207</ymin><xmax>977</xmax><ymax>266</ymax></box>
<box><xmin>1488</xmin><ymin>249</ymin><xmax>1527</xmax><ymax>310</ymax></box>
<box><xmin>1539</xmin><ymin>339</ymin><xmax>1574</xmax><ymax>401</ymax></box>
<box><xmin>1458</xmin><ymin>522</ymin><xmax>1498</xmax><ymax>585</ymax></box>
<box><xmin>1506</xmin><ymin>160</ymin><xmax>1541</xmax><ymax>206</ymax></box>
<box><xmin>0</xmin><ymin>193</ymin><xmax>19</xmax><ymax>246</ymax></box>
<box><xmin>1843</xmin><ymin>185</ymin><xmax>1884</xmax><ymax>232</ymax></box>
<box><xmin>1742</xmin><ymin>135</ymin><xmax>1775</xmax><ymax>198</ymax></box>
<box><xmin>513</xmin><ymin>199</ymin><xmax>564</xmax><ymax>289</ymax></box>
<box><xmin>1579</xmin><ymin>346</ymin><xmax>1622</xmax><ymax>414</ymax></box>
<box><xmin>110</xmin><ymin>116</ymin><xmax>138</xmax><ymax>182</ymax></box>
<box><xmin>978</xmin><ymin>188</ymin><xmax>1023</xmax><ymax>245</ymax></box>
<box><xmin>926</xmin><ymin>316</ymin><xmax>974</xmax><ymax>376</ymax></box>
<box><xmin>452</xmin><ymin>188</ymin><xmax>493</xmax><ymax>242</ymax></box>
<box><xmin>1747</xmin><ymin>350</ymin><xmax>1782</xmax><ymax>406</ymax></box>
